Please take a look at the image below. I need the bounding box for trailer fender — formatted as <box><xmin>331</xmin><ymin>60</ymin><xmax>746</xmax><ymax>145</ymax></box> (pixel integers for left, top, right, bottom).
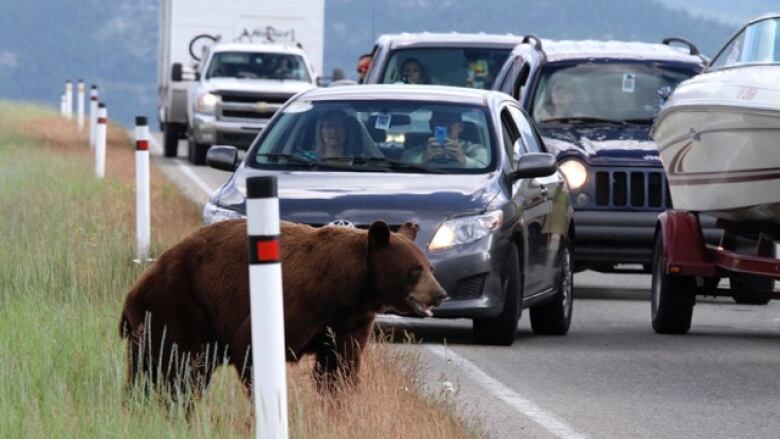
<box><xmin>656</xmin><ymin>211</ymin><xmax>713</xmax><ymax>276</ymax></box>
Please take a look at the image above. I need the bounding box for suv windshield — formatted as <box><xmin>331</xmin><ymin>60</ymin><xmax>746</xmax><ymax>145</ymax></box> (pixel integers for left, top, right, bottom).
<box><xmin>206</xmin><ymin>51</ymin><xmax>310</xmax><ymax>81</ymax></box>
<box><xmin>249</xmin><ymin>100</ymin><xmax>495</xmax><ymax>174</ymax></box>
<box><xmin>380</xmin><ymin>48</ymin><xmax>511</xmax><ymax>89</ymax></box>
<box><xmin>532</xmin><ymin>62</ymin><xmax>697</xmax><ymax>123</ymax></box>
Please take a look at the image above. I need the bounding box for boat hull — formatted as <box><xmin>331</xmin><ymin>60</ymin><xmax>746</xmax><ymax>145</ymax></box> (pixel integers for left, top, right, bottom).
<box><xmin>654</xmin><ymin>105</ymin><xmax>780</xmax><ymax>224</ymax></box>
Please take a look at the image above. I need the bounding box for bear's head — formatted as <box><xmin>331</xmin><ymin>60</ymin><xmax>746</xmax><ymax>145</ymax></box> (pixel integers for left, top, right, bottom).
<box><xmin>366</xmin><ymin>221</ymin><xmax>447</xmax><ymax>317</ymax></box>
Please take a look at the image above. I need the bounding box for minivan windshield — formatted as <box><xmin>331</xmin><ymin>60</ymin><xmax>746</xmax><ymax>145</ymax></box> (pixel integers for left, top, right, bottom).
<box><xmin>532</xmin><ymin>62</ymin><xmax>697</xmax><ymax>123</ymax></box>
<box><xmin>380</xmin><ymin>48</ymin><xmax>511</xmax><ymax>89</ymax></box>
<box><xmin>206</xmin><ymin>51</ymin><xmax>310</xmax><ymax>81</ymax></box>
<box><xmin>248</xmin><ymin>100</ymin><xmax>495</xmax><ymax>174</ymax></box>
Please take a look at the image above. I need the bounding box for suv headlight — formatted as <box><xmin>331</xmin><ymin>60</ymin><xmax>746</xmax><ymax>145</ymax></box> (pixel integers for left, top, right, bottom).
<box><xmin>203</xmin><ymin>201</ymin><xmax>244</xmax><ymax>225</ymax></box>
<box><xmin>196</xmin><ymin>93</ymin><xmax>219</xmax><ymax>114</ymax></box>
<box><xmin>428</xmin><ymin>210</ymin><xmax>503</xmax><ymax>251</ymax></box>
<box><xmin>559</xmin><ymin>159</ymin><xmax>588</xmax><ymax>190</ymax></box>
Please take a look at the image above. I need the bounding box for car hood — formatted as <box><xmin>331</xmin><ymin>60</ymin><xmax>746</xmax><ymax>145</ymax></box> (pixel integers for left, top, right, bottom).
<box><xmin>539</xmin><ymin>124</ymin><xmax>662</xmax><ymax>166</ymax></box>
<box><xmin>217</xmin><ymin>167</ymin><xmax>503</xmax><ymax>245</ymax></box>
<box><xmin>203</xmin><ymin>78</ymin><xmax>316</xmax><ymax>95</ymax></box>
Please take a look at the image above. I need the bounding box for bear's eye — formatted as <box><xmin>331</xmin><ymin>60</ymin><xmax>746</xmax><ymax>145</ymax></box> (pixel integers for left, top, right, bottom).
<box><xmin>409</xmin><ymin>266</ymin><xmax>423</xmax><ymax>282</ymax></box>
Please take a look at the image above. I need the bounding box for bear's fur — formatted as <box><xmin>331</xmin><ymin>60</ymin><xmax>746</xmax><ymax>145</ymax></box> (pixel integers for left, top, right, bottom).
<box><xmin>119</xmin><ymin>219</ymin><xmax>446</xmax><ymax>399</ymax></box>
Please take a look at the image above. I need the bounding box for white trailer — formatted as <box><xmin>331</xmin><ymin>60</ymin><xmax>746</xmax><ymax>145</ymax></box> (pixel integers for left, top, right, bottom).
<box><xmin>158</xmin><ymin>0</ymin><xmax>325</xmax><ymax>156</ymax></box>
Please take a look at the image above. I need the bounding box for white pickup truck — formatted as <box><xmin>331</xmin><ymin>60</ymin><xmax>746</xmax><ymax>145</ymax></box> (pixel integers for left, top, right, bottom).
<box><xmin>179</xmin><ymin>42</ymin><xmax>317</xmax><ymax>164</ymax></box>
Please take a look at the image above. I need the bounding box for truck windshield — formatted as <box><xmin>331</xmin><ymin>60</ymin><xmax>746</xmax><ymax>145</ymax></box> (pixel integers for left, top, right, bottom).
<box><xmin>206</xmin><ymin>51</ymin><xmax>310</xmax><ymax>81</ymax></box>
<box><xmin>379</xmin><ymin>48</ymin><xmax>511</xmax><ymax>89</ymax></box>
<box><xmin>248</xmin><ymin>100</ymin><xmax>496</xmax><ymax>174</ymax></box>
<box><xmin>532</xmin><ymin>62</ymin><xmax>697</xmax><ymax>123</ymax></box>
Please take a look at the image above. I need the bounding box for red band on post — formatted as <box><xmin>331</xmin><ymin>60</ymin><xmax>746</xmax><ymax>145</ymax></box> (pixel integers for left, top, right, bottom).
<box><xmin>136</xmin><ymin>140</ymin><xmax>149</xmax><ymax>151</ymax></box>
<box><xmin>257</xmin><ymin>240</ymin><xmax>280</xmax><ymax>262</ymax></box>
<box><xmin>97</xmin><ymin>117</ymin><xmax>107</xmax><ymax>124</ymax></box>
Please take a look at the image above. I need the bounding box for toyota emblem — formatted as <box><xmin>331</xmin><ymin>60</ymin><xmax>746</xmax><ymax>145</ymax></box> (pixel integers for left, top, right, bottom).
<box><xmin>328</xmin><ymin>219</ymin><xmax>355</xmax><ymax>228</ymax></box>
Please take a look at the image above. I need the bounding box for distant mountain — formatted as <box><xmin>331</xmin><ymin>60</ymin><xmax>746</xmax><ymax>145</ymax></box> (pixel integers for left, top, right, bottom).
<box><xmin>653</xmin><ymin>0</ymin><xmax>779</xmax><ymax>26</ymax></box>
<box><xmin>0</xmin><ymin>0</ymin><xmax>740</xmax><ymax>127</ymax></box>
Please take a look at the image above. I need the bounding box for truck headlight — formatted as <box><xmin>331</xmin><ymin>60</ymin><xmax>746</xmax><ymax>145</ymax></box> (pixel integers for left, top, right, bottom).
<box><xmin>203</xmin><ymin>201</ymin><xmax>244</xmax><ymax>225</ymax></box>
<box><xmin>559</xmin><ymin>159</ymin><xmax>588</xmax><ymax>190</ymax></box>
<box><xmin>428</xmin><ymin>210</ymin><xmax>503</xmax><ymax>251</ymax></box>
<box><xmin>196</xmin><ymin>93</ymin><xmax>219</xmax><ymax>114</ymax></box>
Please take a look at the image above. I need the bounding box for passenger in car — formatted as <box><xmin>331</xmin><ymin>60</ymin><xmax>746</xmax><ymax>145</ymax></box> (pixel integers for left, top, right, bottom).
<box><xmin>400</xmin><ymin>58</ymin><xmax>429</xmax><ymax>84</ymax></box>
<box><xmin>310</xmin><ymin>109</ymin><xmax>384</xmax><ymax>160</ymax></box>
<box><xmin>403</xmin><ymin>110</ymin><xmax>488</xmax><ymax>168</ymax></box>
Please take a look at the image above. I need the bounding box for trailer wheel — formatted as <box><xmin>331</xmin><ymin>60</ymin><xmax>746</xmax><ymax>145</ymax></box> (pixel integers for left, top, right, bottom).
<box><xmin>651</xmin><ymin>233</ymin><xmax>696</xmax><ymax>334</ymax></box>
<box><xmin>188</xmin><ymin>140</ymin><xmax>209</xmax><ymax>166</ymax></box>
<box><xmin>730</xmin><ymin>275</ymin><xmax>773</xmax><ymax>305</ymax></box>
<box><xmin>163</xmin><ymin>124</ymin><xmax>180</xmax><ymax>158</ymax></box>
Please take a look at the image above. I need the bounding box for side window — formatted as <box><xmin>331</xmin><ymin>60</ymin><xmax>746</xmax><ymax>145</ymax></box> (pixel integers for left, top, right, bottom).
<box><xmin>500</xmin><ymin>108</ymin><xmax>523</xmax><ymax>166</ymax></box>
<box><xmin>507</xmin><ymin>106</ymin><xmax>542</xmax><ymax>153</ymax></box>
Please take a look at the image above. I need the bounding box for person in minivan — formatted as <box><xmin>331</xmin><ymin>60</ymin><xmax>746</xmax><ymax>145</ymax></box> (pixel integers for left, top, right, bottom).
<box><xmin>403</xmin><ymin>110</ymin><xmax>488</xmax><ymax>168</ymax></box>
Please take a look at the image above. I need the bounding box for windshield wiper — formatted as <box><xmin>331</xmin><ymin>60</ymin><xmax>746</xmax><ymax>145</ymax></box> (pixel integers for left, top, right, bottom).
<box><xmin>350</xmin><ymin>156</ymin><xmax>448</xmax><ymax>174</ymax></box>
<box><xmin>540</xmin><ymin>117</ymin><xmax>629</xmax><ymax>126</ymax></box>
<box><xmin>621</xmin><ymin>118</ymin><xmax>655</xmax><ymax>125</ymax></box>
<box><xmin>255</xmin><ymin>153</ymin><xmax>390</xmax><ymax>172</ymax></box>
<box><xmin>255</xmin><ymin>153</ymin><xmax>316</xmax><ymax>167</ymax></box>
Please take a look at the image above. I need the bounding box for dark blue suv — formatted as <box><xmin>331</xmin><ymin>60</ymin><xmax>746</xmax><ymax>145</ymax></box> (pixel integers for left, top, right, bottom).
<box><xmin>494</xmin><ymin>36</ymin><xmax>717</xmax><ymax>272</ymax></box>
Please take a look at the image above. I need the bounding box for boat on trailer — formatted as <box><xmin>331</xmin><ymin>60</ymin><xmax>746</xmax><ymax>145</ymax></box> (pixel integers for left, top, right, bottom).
<box><xmin>649</xmin><ymin>14</ymin><xmax>780</xmax><ymax>335</ymax></box>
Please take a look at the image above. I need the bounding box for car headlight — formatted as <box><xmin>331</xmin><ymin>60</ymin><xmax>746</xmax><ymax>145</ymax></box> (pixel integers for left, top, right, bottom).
<box><xmin>428</xmin><ymin>210</ymin><xmax>503</xmax><ymax>251</ymax></box>
<box><xmin>196</xmin><ymin>93</ymin><xmax>219</xmax><ymax>114</ymax></box>
<box><xmin>203</xmin><ymin>201</ymin><xmax>244</xmax><ymax>225</ymax></box>
<box><xmin>559</xmin><ymin>159</ymin><xmax>588</xmax><ymax>190</ymax></box>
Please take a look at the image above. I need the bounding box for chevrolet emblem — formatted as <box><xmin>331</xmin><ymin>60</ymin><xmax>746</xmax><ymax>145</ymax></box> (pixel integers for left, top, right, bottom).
<box><xmin>255</xmin><ymin>101</ymin><xmax>270</xmax><ymax>113</ymax></box>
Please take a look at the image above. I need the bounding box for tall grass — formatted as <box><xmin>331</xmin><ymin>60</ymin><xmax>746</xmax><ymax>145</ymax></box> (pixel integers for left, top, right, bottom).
<box><xmin>0</xmin><ymin>103</ymin><xmax>483</xmax><ymax>438</ymax></box>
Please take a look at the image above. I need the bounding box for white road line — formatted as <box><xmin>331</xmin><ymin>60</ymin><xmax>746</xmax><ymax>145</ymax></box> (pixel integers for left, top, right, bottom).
<box><xmin>427</xmin><ymin>345</ymin><xmax>588</xmax><ymax>439</ymax></box>
<box><xmin>148</xmin><ymin>136</ymin><xmax>215</xmax><ymax>197</ymax></box>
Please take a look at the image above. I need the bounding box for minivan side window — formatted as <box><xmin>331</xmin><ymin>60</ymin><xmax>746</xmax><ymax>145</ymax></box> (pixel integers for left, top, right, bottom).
<box><xmin>507</xmin><ymin>106</ymin><xmax>542</xmax><ymax>153</ymax></box>
<box><xmin>710</xmin><ymin>29</ymin><xmax>746</xmax><ymax>69</ymax></box>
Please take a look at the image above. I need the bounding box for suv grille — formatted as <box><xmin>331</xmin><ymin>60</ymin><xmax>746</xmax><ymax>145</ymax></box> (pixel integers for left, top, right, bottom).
<box><xmin>594</xmin><ymin>170</ymin><xmax>671</xmax><ymax>209</ymax></box>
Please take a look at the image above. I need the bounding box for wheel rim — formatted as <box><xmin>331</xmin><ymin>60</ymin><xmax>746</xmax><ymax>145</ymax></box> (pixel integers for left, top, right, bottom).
<box><xmin>561</xmin><ymin>248</ymin><xmax>573</xmax><ymax>320</ymax></box>
<box><xmin>651</xmin><ymin>244</ymin><xmax>662</xmax><ymax>321</ymax></box>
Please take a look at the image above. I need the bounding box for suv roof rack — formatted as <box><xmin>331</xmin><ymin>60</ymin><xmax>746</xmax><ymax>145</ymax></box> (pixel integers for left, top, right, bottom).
<box><xmin>662</xmin><ymin>37</ymin><xmax>700</xmax><ymax>56</ymax></box>
<box><xmin>521</xmin><ymin>34</ymin><xmax>543</xmax><ymax>51</ymax></box>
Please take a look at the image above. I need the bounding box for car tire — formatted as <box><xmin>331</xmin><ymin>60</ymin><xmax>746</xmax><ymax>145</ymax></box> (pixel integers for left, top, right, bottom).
<box><xmin>472</xmin><ymin>245</ymin><xmax>522</xmax><ymax>346</ymax></box>
<box><xmin>730</xmin><ymin>275</ymin><xmax>773</xmax><ymax>305</ymax></box>
<box><xmin>530</xmin><ymin>241</ymin><xmax>573</xmax><ymax>335</ymax></box>
<box><xmin>651</xmin><ymin>233</ymin><xmax>696</xmax><ymax>334</ymax></box>
<box><xmin>188</xmin><ymin>140</ymin><xmax>209</xmax><ymax>166</ymax></box>
<box><xmin>163</xmin><ymin>124</ymin><xmax>180</xmax><ymax>158</ymax></box>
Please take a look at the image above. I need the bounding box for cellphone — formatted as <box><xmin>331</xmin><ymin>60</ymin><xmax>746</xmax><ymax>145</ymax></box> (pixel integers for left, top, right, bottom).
<box><xmin>434</xmin><ymin>126</ymin><xmax>448</xmax><ymax>145</ymax></box>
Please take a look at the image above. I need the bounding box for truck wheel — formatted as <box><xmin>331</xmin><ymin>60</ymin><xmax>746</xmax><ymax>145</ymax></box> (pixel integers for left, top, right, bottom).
<box><xmin>530</xmin><ymin>242</ymin><xmax>573</xmax><ymax>335</ymax></box>
<box><xmin>163</xmin><ymin>125</ymin><xmax>179</xmax><ymax>158</ymax></box>
<box><xmin>730</xmin><ymin>275</ymin><xmax>773</xmax><ymax>305</ymax></box>
<box><xmin>188</xmin><ymin>141</ymin><xmax>209</xmax><ymax>166</ymax></box>
<box><xmin>651</xmin><ymin>233</ymin><xmax>696</xmax><ymax>334</ymax></box>
<box><xmin>473</xmin><ymin>245</ymin><xmax>522</xmax><ymax>346</ymax></box>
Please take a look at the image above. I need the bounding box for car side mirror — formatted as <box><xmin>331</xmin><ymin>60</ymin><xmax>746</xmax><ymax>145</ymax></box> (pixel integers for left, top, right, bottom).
<box><xmin>206</xmin><ymin>145</ymin><xmax>239</xmax><ymax>172</ymax></box>
<box><xmin>511</xmin><ymin>152</ymin><xmax>557</xmax><ymax>180</ymax></box>
<box><xmin>171</xmin><ymin>63</ymin><xmax>183</xmax><ymax>82</ymax></box>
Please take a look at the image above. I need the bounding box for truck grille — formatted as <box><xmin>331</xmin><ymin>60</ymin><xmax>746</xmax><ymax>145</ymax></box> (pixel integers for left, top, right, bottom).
<box><xmin>222</xmin><ymin>109</ymin><xmax>275</xmax><ymax>119</ymax></box>
<box><xmin>218</xmin><ymin>93</ymin><xmax>292</xmax><ymax>104</ymax></box>
<box><xmin>594</xmin><ymin>170</ymin><xmax>671</xmax><ymax>209</ymax></box>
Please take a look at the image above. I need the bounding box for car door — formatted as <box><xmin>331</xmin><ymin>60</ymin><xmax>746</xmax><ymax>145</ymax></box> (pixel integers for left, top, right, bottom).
<box><xmin>507</xmin><ymin>105</ymin><xmax>562</xmax><ymax>293</ymax></box>
<box><xmin>500</xmin><ymin>106</ymin><xmax>547</xmax><ymax>295</ymax></box>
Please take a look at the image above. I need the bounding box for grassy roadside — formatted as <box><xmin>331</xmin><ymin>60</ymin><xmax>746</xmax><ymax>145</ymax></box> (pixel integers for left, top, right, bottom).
<box><xmin>0</xmin><ymin>102</ymin><xmax>483</xmax><ymax>438</ymax></box>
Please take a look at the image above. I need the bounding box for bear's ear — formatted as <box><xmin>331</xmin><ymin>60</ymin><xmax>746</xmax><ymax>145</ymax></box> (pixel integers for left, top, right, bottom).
<box><xmin>368</xmin><ymin>221</ymin><xmax>391</xmax><ymax>249</ymax></box>
<box><xmin>398</xmin><ymin>222</ymin><xmax>419</xmax><ymax>241</ymax></box>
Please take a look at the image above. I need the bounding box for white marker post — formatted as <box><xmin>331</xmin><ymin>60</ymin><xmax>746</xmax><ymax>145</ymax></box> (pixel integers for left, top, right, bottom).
<box><xmin>60</xmin><ymin>94</ymin><xmax>66</xmax><ymax>117</ymax></box>
<box><xmin>134</xmin><ymin>116</ymin><xmax>151</xmax><ymax>262</ymax></box>
<box><xmin>95</xmin><ymin>103</ymin><xmax>107</xmax><ymax>178</ymax></box>
<box><xmin>64</xmin><ymin>80</ymin><xmax>73</xmax><ymax>120</ymax></box>
<box><xmin>246</xmin><ymin>176</ymin><xmax>288</xmax><ymax>439</ymax></box>
<box><xmin>89</xmin><ymin>85</ymin><xmax>99</xmax><ymax>150</ymax></box>
<box><xmin>76</xmin><ymin>80</ymin><xmax>85</xmax><ymax>131</ymax></box>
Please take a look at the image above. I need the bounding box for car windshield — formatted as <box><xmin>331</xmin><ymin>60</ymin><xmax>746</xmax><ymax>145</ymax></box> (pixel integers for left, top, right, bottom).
<box><xmin>379</xmin><ymin>47</ymin><xmax>511</xmax><ymax>89</ymax></box>
<box><xmin>532</xmin><ymin>62</ymin><xmax>697</xmax><ymax>123</ymax></box>
<box><xmin>248</xmin><ymin>100</ymin><xmax>495</xmax><ymax>174</ymax></box>
<box><xmin>206</xmin><ymin>51</ymin><xmax>310</xmax><ymax>81</ymax></box>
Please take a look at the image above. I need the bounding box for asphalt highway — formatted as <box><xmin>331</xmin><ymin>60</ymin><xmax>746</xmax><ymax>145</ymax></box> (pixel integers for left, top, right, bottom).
<box><xmin>153</xmin><ymin>136</ymin><xmax>780</xmax><ymax>439</ymax></box>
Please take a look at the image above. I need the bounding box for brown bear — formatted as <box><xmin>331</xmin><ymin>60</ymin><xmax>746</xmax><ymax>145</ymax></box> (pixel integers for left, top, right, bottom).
<box><xmin>119</xmin><ymin>219</ymin><xmax>446</xmax><ymax>399</ymax></box>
